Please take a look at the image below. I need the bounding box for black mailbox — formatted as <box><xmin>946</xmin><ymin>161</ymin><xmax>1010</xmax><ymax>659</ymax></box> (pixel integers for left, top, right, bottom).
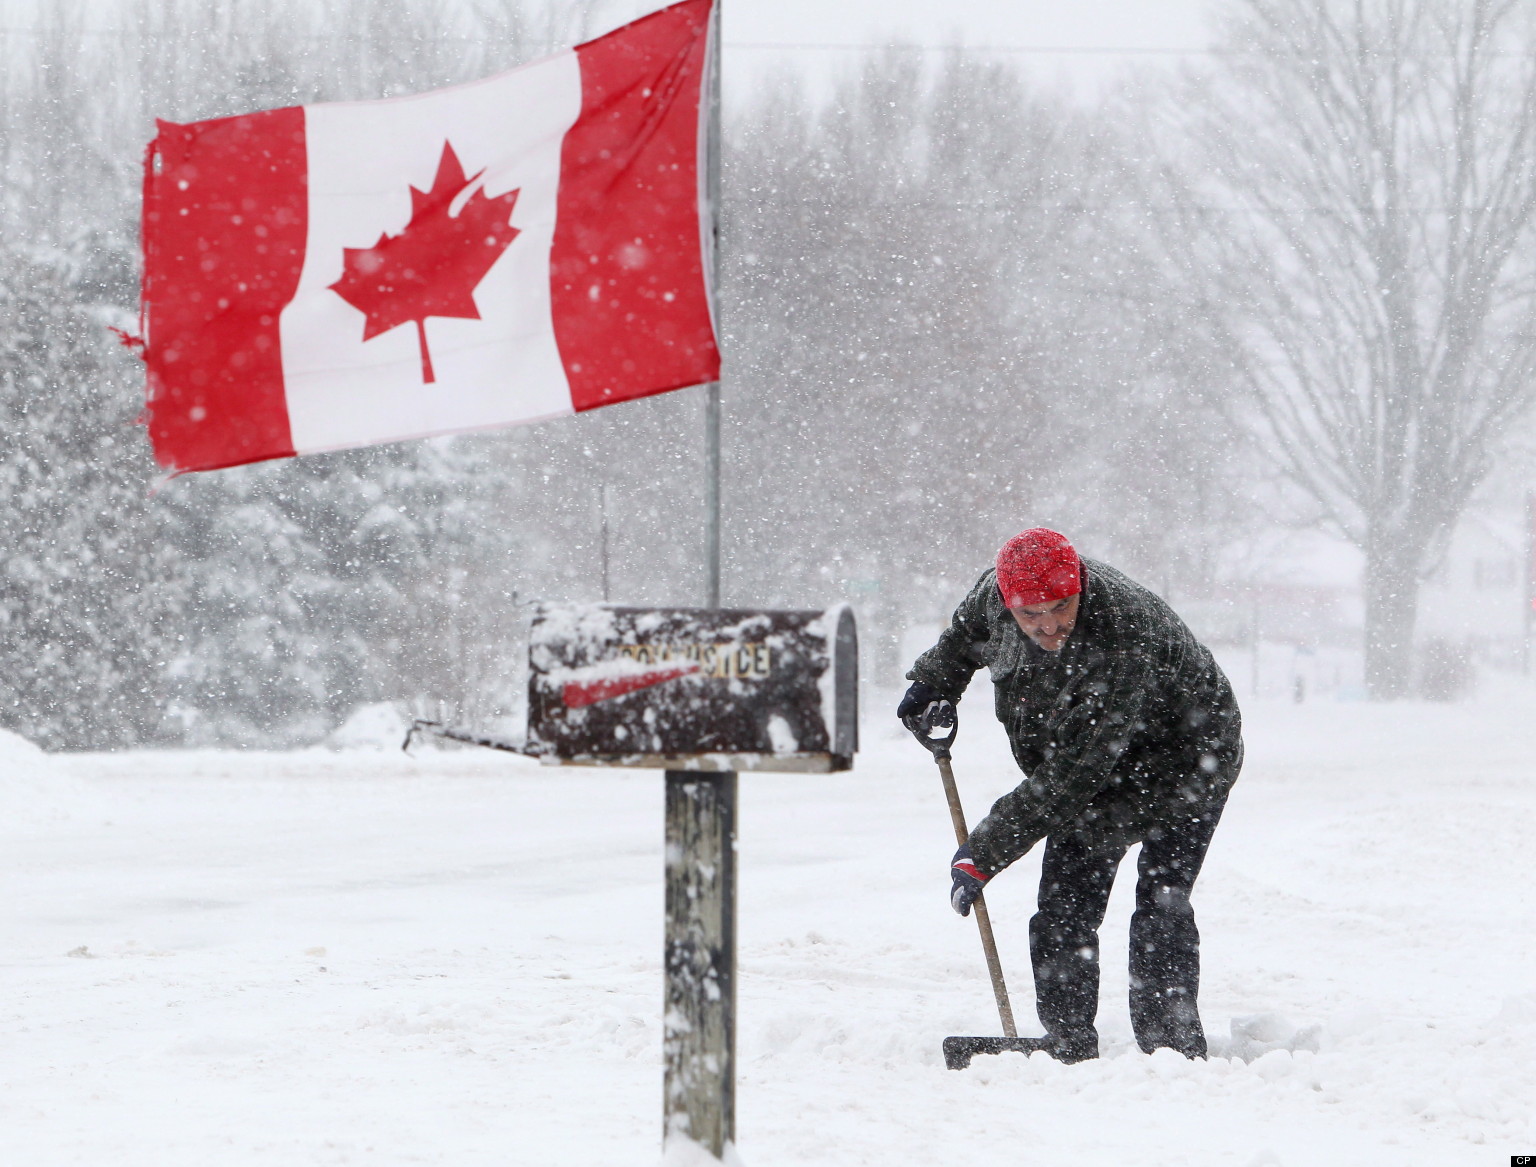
<box><xmin>525</xmin><ymin>604</ymin><xmax>857</xmax><ymax>771</ymax></box>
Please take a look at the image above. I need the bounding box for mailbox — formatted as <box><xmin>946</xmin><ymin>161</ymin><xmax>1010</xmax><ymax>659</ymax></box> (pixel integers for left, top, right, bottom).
<box><xmin>525</xmin><ymin>603</ymin><xmax>857</xmax><ymax>771</ymax></box>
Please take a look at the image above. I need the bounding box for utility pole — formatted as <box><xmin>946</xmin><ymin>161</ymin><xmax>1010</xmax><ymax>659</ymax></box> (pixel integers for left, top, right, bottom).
<box><xmin>1525</xmin><ymin>492</ymin><xmax>1534</xmax><ymax>675</ymax></box>
<box><xmin>599</xmin><ymin>483</ymin><xmax>611</xmax><ymax>603</ymax></box>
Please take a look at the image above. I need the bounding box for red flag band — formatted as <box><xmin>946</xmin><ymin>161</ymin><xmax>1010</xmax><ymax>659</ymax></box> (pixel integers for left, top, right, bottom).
<box><xmin>139</xmin><ymin>0</ymin><xmax>719</xmax><ymax>474</ymax></box>
<box><xmin>562</xmin><ymin>664</ymin><xmax>701</xmax><ymax>708</ymax></box>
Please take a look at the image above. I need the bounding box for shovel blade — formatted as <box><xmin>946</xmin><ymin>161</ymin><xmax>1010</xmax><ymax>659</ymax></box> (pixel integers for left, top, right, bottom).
<box><xmin>942</xmin><ymin>1035</ymin><xmax>1054</xmax><ymax>1070</ymax></box>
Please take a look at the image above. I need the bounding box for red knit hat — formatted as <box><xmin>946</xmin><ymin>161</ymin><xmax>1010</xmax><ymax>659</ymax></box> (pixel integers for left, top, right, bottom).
<box><xmin>996</xmin><ymin>528</ymin><xmax>1081</xmax><ymax>608</ymax></box>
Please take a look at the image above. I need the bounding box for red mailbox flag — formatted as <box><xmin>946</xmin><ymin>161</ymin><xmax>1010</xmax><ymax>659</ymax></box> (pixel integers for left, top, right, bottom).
<box><xmin>139</xmin><ymin>0</ymin><xmax>718</xmax><ymax>474</ymax></box>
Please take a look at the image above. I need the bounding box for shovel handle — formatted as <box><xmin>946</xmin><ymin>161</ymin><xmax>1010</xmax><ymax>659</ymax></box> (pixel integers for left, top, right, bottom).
<box><xmin>936</xmin><ymin>755</ymin><xmax>1018</xmax><ymax>1039</ymax></box>
<box><xmin>936</xmin><ymin>755</ymin><xmax>971</xmax><ymax>847</ymax></box>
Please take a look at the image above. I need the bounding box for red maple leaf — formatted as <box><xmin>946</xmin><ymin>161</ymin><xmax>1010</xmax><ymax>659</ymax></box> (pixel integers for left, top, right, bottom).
<box><xmin>329</xmin><ymin>142</ymin><xmax>520</xmax><ymax>384</ymax></box>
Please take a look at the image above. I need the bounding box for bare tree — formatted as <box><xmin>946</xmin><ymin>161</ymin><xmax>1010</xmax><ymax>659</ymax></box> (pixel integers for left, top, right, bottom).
<box><xmin>1173</xmin><ymin>0</ymin><xmax>1536</xmax><ymax>696</ymax></box>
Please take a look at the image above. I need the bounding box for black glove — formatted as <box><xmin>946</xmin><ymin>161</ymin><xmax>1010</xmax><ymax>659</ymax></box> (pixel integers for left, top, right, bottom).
<box><xmin>899</xmin><ymin>681</ymin><xmax>957</xmax><ymax>754</ymax></box>
<box><xmin>950</xmin><ymin>843</ymin><xmax>989</xmax><ymax>917</ymax></box>
<box><xmin>897</xmin><ymin>680</ymin><xmax>942</xmax><ymax>722</ymax></box>
<box><xmin>897</xmin><ymin>678</ymin><xmax>952</xmax><ymax>733</ymax></box>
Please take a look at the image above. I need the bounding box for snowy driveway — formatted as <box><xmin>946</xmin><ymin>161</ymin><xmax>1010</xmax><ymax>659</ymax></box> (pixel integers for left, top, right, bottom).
<box><xmin>2</xmin><ymin>691</ymin><xmax>1534</xmax><ymax>1165</ymax></box>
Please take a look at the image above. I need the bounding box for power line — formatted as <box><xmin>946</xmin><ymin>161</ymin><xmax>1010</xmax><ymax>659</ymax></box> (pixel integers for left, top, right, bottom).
<box><xmin>5</xmin><ymin>28</ymin><xmax>1527</xmax><ymax>60</ymax></box>
<box><xmin>0</xmin><ymin>27</ymin><xmax>1209</xmax><ymax>53</ymax></box>
<box><xmin>723</xmin><ymin>43</ymin><xmax>1211</xmax><ymax>55</ymax></box>
<box><xmin>0</xmin><ymin>26</ymin><xmax>521</xmax><ymax>40</ymax></box>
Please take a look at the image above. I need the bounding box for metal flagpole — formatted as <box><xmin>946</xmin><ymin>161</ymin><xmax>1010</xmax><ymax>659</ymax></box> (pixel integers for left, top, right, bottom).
<box><xmin>663</xmin><ymin>3</ymin><xmax>736</xmax><ymax>1161</ymax></box>
<box><xmin>703</xmin><ymin>0</ymin><xmax>723</xmax><ymax>611</ymax></box>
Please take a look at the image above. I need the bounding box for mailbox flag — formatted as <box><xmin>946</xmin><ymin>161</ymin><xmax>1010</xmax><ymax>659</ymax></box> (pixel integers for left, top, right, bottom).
<box><xmin>139</xmin><ymin>0</ymin><xmax>718</xmax><ymax>474</ymax></box>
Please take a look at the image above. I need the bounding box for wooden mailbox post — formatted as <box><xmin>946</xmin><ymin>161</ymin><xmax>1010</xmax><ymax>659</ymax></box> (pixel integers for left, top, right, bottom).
<box><xmin>525</xmin><ymin>603</ymin><xmax>858</xmax><ymax>1160</ymax></box>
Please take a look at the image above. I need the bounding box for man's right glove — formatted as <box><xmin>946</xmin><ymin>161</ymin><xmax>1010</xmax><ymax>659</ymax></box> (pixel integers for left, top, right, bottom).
<box><xmin>950</xmin><ymin>843</ymin><xmax>990</xmax><ymax>917</ymax></box>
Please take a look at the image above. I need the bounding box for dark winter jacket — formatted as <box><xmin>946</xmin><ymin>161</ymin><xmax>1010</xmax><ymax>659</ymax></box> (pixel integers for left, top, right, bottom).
<box><xmin>907</xmin><ymin>558</ymin><xmax>1242</xmax><ymax>876</ymax></box>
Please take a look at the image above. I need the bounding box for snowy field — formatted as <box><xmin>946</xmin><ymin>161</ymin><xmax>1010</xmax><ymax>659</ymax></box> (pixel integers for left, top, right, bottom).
<box><xmin>3</xmin><ymin>683</ymin><xmax>1536</xmax><ymax>1166</ymax></box>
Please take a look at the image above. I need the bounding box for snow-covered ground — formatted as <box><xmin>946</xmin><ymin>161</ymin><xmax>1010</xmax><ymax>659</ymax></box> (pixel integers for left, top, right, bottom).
<box><xmin>3</xmin><ymin>683</ymin><xmax>1536</xmax><ymax>1165</ymax></box>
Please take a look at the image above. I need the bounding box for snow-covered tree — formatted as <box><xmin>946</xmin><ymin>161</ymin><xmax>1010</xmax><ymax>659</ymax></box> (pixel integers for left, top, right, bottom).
<box><xmin>0</xmin><ymin>243</ymin><xmax>187</xmax><ymax>747</ymax></box>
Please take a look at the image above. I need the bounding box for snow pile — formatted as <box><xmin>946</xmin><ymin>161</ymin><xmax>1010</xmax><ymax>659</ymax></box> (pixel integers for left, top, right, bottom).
<box><xmin>324</xmin><ymin>702</ymin><xmax>409</xmax><ymax>751</ymax></box>
<box><xmin>1215</xmin><ymin>1013</ymin><xmax>1322</xmax><ymax>1061</ymax></box>
<box><xmin>0</xmin><ymin>727</ymin><xmax>86</xmax><ymax>826</ymax></box>
<box><xmin>661</xmin><ymin>1134</ymin><xmax>745</xmax><ymax>1167</ymax></box>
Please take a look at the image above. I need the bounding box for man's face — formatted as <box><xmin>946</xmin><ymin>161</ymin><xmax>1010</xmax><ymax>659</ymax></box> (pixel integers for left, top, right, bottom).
<box><xmin>1008</xmin><ymin>592</ymin><xmax>1080</xmax><ymax>652</ymax></box>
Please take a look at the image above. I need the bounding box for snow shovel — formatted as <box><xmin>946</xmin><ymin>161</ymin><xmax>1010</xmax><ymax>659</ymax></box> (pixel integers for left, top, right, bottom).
<box><xmin>905</xmin><ymin>703</ymin><xmax>1052</xmax><ymax>1070</ymax></box>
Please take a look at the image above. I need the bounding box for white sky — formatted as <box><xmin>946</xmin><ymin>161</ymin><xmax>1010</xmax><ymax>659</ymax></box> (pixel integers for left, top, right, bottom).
<box><xmin>548</xmin><ymin>0</ymin><xmax>1225</xmax><ymax>104</ymax></box>
<box><xmin>719</xmin><ymin>0</ymin><xmax>1215</xmax><ymax>56</ymax></box>
<box><xmin>3</xmin><ymin>0</ymin><xmax>1222</xmax><ymax>104</ymax></box>
<box><xmin>712</xmin><ymin>0</ymin><xmax>1218</xmax><ymax>102</ymax></box>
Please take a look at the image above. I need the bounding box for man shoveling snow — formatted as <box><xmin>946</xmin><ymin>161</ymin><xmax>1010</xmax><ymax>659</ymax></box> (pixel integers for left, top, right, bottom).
<box><xmin>900</xmin><ymin>528</ymin><xmax>1243</xmax><ymax>1063</ymax></box>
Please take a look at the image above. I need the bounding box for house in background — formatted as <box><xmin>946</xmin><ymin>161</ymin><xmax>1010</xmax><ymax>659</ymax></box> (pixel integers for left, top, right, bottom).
<box><xmin>1417</xmin><ymin>505</ymin><xmax>1532</xmax><ymax>676</ymax></box>
<box><xmin>1183</xmin><ymin>504</ymin><xmax>1533</xmax><ymax>700</ymax></box>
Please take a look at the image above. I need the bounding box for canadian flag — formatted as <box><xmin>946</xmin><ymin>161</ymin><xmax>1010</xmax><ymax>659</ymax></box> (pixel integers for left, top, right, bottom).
<box><xmin>139</xmin><ymin>0</ymin><xmax>718</xmax><ymax>474</ymax></box>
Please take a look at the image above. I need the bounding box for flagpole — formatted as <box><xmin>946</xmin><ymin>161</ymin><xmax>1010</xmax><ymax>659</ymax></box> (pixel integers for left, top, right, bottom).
<box><xmin>704</xmin><ymin>398</ymin><xmax>721</xmax><ymax>608</ymax></box>
<box><xmin>703</xmin><ymin>0</ymin><xmax>723</xmax><ymax>611</ymax></box>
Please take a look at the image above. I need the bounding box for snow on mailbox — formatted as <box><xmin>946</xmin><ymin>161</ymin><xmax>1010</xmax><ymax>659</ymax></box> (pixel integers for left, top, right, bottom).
<box><xmin>525</xmin><ymin>603</ymin><xmax>857</xmax><ymax>771</ymax></box>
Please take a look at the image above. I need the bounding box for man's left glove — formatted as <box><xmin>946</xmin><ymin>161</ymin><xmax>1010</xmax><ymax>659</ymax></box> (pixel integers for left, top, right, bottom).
<box><xmin>950</xmin><ymin>843</ymin><xmax>990</xmax><ymax>917</ymax></box>
<box><xmin>897</xmin><ymin>680</ymin><xmax>942</xmax><ymax>722</ymax></box>
<box><xmin>899</xmin><ymin>681</ymin><xmax>958</xmax><ymax>747</ymax></box>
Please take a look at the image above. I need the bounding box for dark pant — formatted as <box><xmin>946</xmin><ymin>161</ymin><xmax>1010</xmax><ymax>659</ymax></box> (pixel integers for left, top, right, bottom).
<box><xmin>1028</xmin><ymin>800</ymin><xmax>1225</xmax><ymax>1058</ymax></box>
